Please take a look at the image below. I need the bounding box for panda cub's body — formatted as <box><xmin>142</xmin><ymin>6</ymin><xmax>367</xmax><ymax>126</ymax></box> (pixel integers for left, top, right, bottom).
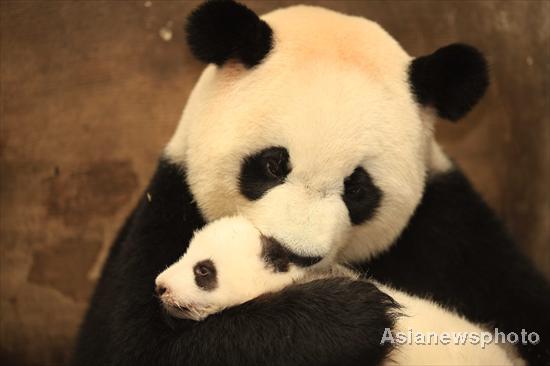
<box><xmin>155</xmin><ymin>217</ymin><xmax>522</xmax><ymax>366</ymax></box>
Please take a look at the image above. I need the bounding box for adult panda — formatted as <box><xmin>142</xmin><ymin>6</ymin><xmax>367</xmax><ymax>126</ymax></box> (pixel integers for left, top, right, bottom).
<box><xmin>73</xmin><ymin>1</ymin><xmax>550</xmax><ymax>365</ymax></box>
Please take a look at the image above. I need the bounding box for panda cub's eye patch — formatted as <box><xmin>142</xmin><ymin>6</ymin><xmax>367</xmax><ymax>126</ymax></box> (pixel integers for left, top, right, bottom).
<box><xmin>342</xmin><ymin>167</ymin><xmax>383</xmax><ymax>225</ymax></box>
<box><xmin>239</xmin><ymin>146</ymin><xmax>291</xmax><ymax>200</ymax></box>
<box><xmin>193</xmin><ymin>259</ymin><xmax>217</xmax><ymax>291</ymax></box>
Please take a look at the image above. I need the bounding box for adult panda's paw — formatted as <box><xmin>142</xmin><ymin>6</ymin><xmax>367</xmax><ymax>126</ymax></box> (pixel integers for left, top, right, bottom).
<box><xmin>185</xmin><ymin>0</ymin><xmax>273</xmax><ymax>68</ymax></box>
<box><xmin>174</xmin><ymin>277</ymin><xmax>401</xmax><ymax>366</ymax></box>
<box><xmin>409</xmin><ymin>43</ymin><xmax>489</xmax><ymax>122</ymax></box>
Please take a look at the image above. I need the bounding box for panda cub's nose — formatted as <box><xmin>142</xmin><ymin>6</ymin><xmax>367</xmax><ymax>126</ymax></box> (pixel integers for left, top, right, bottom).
<box><xmin>155</xmin><ymin>284</ymin><xmax>168</xmax><ymax>297</ymax></box>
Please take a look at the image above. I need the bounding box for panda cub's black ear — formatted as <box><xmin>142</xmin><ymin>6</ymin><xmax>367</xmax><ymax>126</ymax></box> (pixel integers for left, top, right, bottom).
<box><xmin>185</xmin><ymin>0</ymin><xmax>273</xmax><ymax>68</ymax></box>
<box><xmin>409</xmin><ymin>43</ymin><xmax>489</xmax><ymax>122</ymax></box>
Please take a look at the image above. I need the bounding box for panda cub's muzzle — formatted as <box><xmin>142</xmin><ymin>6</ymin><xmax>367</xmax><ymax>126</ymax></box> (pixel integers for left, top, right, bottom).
<box><xmin>155</xmin><ymin>287</ymin><xmax>214</xmax><ymax>322</ymax></box>
<box><xmin>154</xmin><ymin>285</ymin><xmax>190</xmax><ymax>319</ymax></box>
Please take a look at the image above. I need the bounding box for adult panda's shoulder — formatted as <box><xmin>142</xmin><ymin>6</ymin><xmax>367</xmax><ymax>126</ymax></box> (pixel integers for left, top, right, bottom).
<box><xmin>365</xmin><ymin>167</ymin><xmax>550</xmax><ymax>364</ymax></box>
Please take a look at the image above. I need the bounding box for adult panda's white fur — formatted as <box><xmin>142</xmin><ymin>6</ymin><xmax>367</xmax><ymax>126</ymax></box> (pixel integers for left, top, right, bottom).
<box><xmin>155</xmin><ymin>217</ymin><xmax>522</xmax><ymax>366</ymax></box>
<box><xmin>166</xmin><ymin>5</ymin><xmax>443</xmax><ymax>260</ymax></box>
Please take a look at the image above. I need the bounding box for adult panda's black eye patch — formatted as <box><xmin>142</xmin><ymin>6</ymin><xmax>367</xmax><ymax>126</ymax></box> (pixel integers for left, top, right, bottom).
<box><xmin>193</xmin><ymin>259</ymin><xmax>217</xmax><ymax>291</ymax></box>
<box><xmin>239</xmin><ymin>147</ymin><xmax>290</xmax><ymax>200</ymax></box>
<box><xmin>343</xmin><ymin>167</ymin><xmax>383</xmax><ymax>225</ymax></box>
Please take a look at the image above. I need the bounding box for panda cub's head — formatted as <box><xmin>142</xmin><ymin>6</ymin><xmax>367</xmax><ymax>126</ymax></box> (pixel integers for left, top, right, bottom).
<box><xmin>155</xmin><ymin>216</ymin><xmax>309</xmax><ymax>321</ymax></box>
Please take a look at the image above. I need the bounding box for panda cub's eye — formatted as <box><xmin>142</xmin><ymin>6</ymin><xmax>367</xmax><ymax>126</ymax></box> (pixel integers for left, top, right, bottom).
<box><xmin>194</xmin><ymin>264</ymin><xmax>210</xmax><ymax>277</ymax></box>
<box><xmin>342</xmin><ymin>167</ymin><xmax>383</xmax><ymax>225</ymax></box>
<box><xmin>193</xmin><ymin>259</ymin><xmax>217</xmax><ymax>291</ymax></box>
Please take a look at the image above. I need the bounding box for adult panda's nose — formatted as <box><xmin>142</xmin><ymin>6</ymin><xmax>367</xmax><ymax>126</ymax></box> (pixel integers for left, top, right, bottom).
<box><xmin>261</xmin><ymin>235</ymin><xmax>323</xmax><ymax>270</ymax></box>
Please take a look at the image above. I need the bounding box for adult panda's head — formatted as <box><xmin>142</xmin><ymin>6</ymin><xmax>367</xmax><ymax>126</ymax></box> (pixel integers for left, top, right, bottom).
<box><xmin>166</xmin><ymin>1</ymin><xmax>489</xmax><ymax>262</ymax></box>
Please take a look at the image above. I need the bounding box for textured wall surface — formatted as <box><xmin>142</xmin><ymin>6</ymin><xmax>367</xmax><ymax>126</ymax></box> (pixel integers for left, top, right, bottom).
<box><xmin>1</xmin><ymin>1</ymin><xmax>549</xmax><ymax>365</ymax></box>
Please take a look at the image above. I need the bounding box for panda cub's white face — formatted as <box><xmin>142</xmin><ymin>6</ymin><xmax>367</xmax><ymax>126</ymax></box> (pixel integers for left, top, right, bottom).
<box><xmin>166</xmin><ymin>5</ymin><xmax>453</xmax><ymax>262</ymax></box>
<box><xmin>155</xmin><ymin>216</ymin><xmax>304</xmax><ymax>321</ymax></box>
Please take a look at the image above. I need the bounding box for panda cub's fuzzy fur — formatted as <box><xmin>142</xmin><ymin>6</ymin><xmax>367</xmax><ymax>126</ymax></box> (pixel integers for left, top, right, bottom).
<box><xmin>155</xmin><ymin>216</ymin><xmax>522</xmax><ymax>366</ymax></box>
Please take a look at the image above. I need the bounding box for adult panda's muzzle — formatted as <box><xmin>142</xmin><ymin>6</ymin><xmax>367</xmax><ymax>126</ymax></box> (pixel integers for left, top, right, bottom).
<box><xmin>243</xmin><ymin>183</ymin><xmax>351</xmax><ymax>261</ymax></box>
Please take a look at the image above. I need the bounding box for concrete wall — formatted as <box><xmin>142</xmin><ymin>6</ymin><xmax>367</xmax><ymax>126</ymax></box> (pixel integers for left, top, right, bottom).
<box><xmin>1</xmin><ymin>1</ymin><xmax>548</xmax><ymax>365</ymax></box>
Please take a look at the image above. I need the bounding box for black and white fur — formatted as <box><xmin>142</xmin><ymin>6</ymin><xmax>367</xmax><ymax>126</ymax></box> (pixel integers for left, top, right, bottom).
<box><xmin>156</xmin><ymin>216</ymin><xmax>521</xmax><ymax>365</ymax></box>
<box><xmin>74</xmin><ymin>1</ymin><xmax>550</xmax><ymax>365</ymax></box>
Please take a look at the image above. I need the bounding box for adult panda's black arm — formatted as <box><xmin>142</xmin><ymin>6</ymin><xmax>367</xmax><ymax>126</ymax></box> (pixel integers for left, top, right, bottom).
<box><xmin>366</xmin><ymin>169</ymin><xmax>550</xmax><ymax>365</ymax></box>
<box><xmin>72</xmin><ymin>158</ymin><xmax>399</xmax><ymax>366</ymax></box>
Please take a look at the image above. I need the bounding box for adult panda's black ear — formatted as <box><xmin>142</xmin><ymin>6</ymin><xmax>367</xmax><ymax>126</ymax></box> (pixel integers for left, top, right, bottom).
<box><xmin>409</xmin><ymin>43</ymin><xmax>489</xmax><ymax>122</ymax></box>
<box><xmin>185</xmin><ymin>0</ymin><xmax>273</xmax><ymax>68</ymax></box>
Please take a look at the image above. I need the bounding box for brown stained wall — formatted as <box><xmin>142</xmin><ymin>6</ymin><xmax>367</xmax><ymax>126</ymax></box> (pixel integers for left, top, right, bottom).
<box><xmin>1</xmin><ymin>1</ymin><xmax>548</xmax><ymax>365</ymax></box>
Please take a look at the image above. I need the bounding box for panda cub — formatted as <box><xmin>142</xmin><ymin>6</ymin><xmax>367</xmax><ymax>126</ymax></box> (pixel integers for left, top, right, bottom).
<box><xmin>155</xmin><ymin>217</ymin><xmax>521</xmax><ymax>366</ymax></box>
